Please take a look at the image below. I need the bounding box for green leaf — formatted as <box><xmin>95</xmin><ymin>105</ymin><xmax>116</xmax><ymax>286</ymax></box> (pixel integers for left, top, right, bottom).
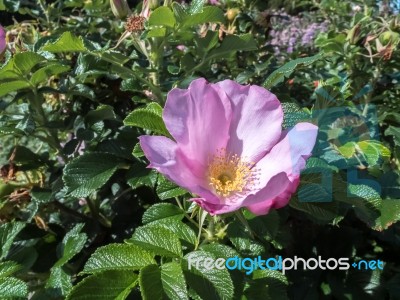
<box><xmin>31</xmin><ymin>188</ymin><xmax>53</xmax><ymax>203</ymax></box>
<box><xmin>63</xmin><ymin>152</ymin><xmax>126</xmax><ymax>197</ymax></box>
<box><xmin>183</xmin><ymin>251</ymin><xmax>234</xmax><ymax>300</ymax></box>
<box><xmin>2</xmin><ymin>0</ymin><xmax>20</xmax><ymax>12</ymax></box>
<box><xmin>227</xmin><ymin>221</ymin><xmax>265</xmax><ymax>256</ymax></box>
<box><xmin>243</xmin><ymin>210</ymin><xmax>284</xmax><ymax>248</ymax></box>
<box><xmin>129</xmin><ymin>226</ymin><xmax>183</xmax><ymax>258</ymax></box>
<box><xmin>146</xmin><ymin>28</ymin><xmax>166</xmax><ymax>38</ymax></box>
<box><xmin>0</xmin><ymin>52</ymin><xmax>45</xmax><ymax>76</ymax></box>
<box><xmin>182</xmin><ymin>6</ymin><xmax>225</xmax><ymax>27</ymax></box>
<box><xmin>282</xmin><ymin>102</ymin><xmax>311</xmax><ymax>129</ymax></box>
<box><xmin>338</xmin><ymin>141</ymin><xmax>357</xmax><ymax>158</ymax></box>
<box><xmin>188</xmin><ymin>0</ymin><xmax>204</xmax><ymax>14</ymax></box>
<box><xmin>385</xmin><ymin>126</ymin><xmax>400</xmax><ymax>146</ymax></box>
<box><xmin>207</xmin><ymin>34</ymin><xmax>257</xmax><ymax>61</ymax></box>
<box><xmin>132</xmin><ymin>143</ymin><xmax>144</xmax><ymax>158</ymax></box>
<box><xmin>357</xmin><ymin>140</ymin><xmax>391</xmax><ymax>165</ymax></box>
<box><xmin>263</xmin><ymin>53</ymin><xmax>324</xmax><ymax>89</ymax></box>
<box><xmin>123</xmin><ymin>103</ymin><xmax>170</xmax><ymax>136</ymax></box>
<box><xmin>0</xmin><ymin>80</ymin><xmax>31</xmax><ymax>97</ymax></box>
<box><xmin>16</xmin><ymin>115</ymin><xmax>35</xmax><ymax>135</ymax></box>
<box><xmin>200</xmin><ymin>244</ymin><xmax>239</xmax><ymax>259</ymax></box>
<box><xmin>375</xmin><ymin>199</ymin><xmax>400</xmax><ymax>230</ymax></box>
<box><xmin>139</xmin><ymin>265</ymin><xmax>163</xmax><ymax>300</ymax></box>
<box><xmin>46</xmin><ymin>267</ymin><xmax>73</xmax><ymax>297</ymax></box>
<box><xmin>146</xmin><ymin>219</ymin><xmax>197</xmax><ymax>246</ymax></box>
<box><xmin>347</xmin><ymin>183</ymin><xmax>381</xmax><ymax>208</ymax></box>
<box><xmin>290</xmin><ymin>196</ymin><xmax>338</xmax><ymax>222</ymax></box>
<box><xmin>142</xmin><ymin>203</ymin><xmax>185</xmax><ymax>224</ymax></box>
<box><xmin>0</xmin><ymin>277</ymin><xmax>28</xmax><ymax>298</ymax></box>
<box><xmin>41</xmin><ymin>32</ymin><xmax>88</xmax><ymax>52</ymax></box>
<box><xmin>156</xmin><ymin>176</ymin><xmax>188</xmax><ymax>200</ymax></box>
<box><xmin>82</xmin><ymin>244</ymin><xmax>155</xmax><ymax>274</ymax></box>
<box><xmin>126</xmin><ymin>163</ymin><xmax>157</xmax><ymax>189</ymax></box>
<box><xmin>245</xmin><ymin>269</ymin><xmax>289</xmax><ymax>300</ymax></box>
<box><xmin>30</xmin><ymin>63</ymin><xmax>70</xmax><ymax>86</ymax></box>
<box><xmin>172</xmin><ymin>2</ymin><xmax>188</xmax><ymax>23</ymax></box>
<box><xmin>66</xmin><ymin>270</ymin><xmax>138</xmax><ymax>300</ymax></box>
<box><xmin>53</xmin><ymin>223</ymin><xmax>87</xmax><ymax>268</ymax></box>
<box><xmin>0</xmin><ymin>221</ymin><xmax>25</xmax><ymax>259</ymax></box>
<box><xmin>0</xmin><ymin>261</ymin><xmax>22</xmax><ymax>278</ymax></box>
<box><xmin>139</xmin><ymin>263</ymin><xmax>189</xmax><ymax>300</ymax></box>
<box><xmin>148</xmin><ymin>6</ymin><xmax>176</xmax><ymax>28</ymax></box>
<box><xmin>337</xmin><ymin>182</ymin><xmax>381</xmax><ymax>227</ymax></box>
<box><xmin>161</xmin><ymin>262</ymin><xmax>189</xmax><ymax>300</ymax></box>
<box><xmin>85</xmin><ymin>105</ymin><xmax>118</xmax><ymax>126</ymax></box>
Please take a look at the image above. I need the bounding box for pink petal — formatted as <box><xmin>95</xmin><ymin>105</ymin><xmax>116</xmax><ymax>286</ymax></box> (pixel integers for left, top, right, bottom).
<box><xmin>0</xmin><ymin>25</ymin><xmax>6</xmax><ymax>54</ymax></box>
<box><xmin>254</xmin><ymin>122</ymin><xmax>318</xmax><ymax>189</ymax></box>
<box><xmin>139</xmin><ymin>135</ymin><xmax>219</xmax><ymax>203</ymax></box>
<box><xmin>246</xmin><ymin>176</ymin><xmax>300</xmax><ymax>215</ymax></box>
<box><xmin>163</xmin><ymin>78</ymin><xmax>232</xmax><ymax>167</ymax></box>
<box><xmin>192</xmin><ymin>172</ymin><xmax>290</xmax><ymax>215</ymax></box>
<box><xmin>216</xmin><ymin>80</ymin><xmax>283</xmax><ymax>163</ymax></box>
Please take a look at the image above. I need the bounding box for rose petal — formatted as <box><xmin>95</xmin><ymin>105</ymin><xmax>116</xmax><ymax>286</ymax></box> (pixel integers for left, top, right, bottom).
<box><xmin>0</xmin><ymin>25</ymin><xmax>6</xmax><ymax>54</ymax></box>
<box><xmin>216</xmin><ymin>80</ymin><xmax>283</xmax><ymax>162</ymax></box>
<box><xmin>192</xmin><ymin>172</ymin><xmax>290</xmax><ymax>215</ymax></box>
<box><xmin>253</xmin><ymin>122</ymin><xmax>318</xmax><ymax>191</ymax></box>
<box><xmin>246</xmin><ymin>176</ymin><xmax>300</xmax><ymax>215</ymax></box>
<box><xmin>163</xmin><ymin>78</ymin><xmax>232</xmax><ymax>166</ymax></box>
<box><xmin>139</xmin><ymin>135</ymin><xmax>219</xmax><ymax>202</ymax></box>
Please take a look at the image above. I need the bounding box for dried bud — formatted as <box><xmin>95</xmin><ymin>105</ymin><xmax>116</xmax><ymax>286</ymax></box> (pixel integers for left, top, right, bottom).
<box><xmin>0</xmin><ymin>25</ymin><xmax>6</xmax><ymax>58</ymax></box>
<box><xmin>125</xmin><ymin>15</ymin><xmax>146</xmax><ymax>33</ymax></box>
<box><xmin>110</xmin><ymin>0</ymin><xmax>131</xmax><ymax>19</ymax></box>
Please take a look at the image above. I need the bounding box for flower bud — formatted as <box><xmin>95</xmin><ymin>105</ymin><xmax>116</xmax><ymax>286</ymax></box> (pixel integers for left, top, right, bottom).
<box><xmin>0</xmin><ymin>25</ymin><xmax>6</xmax><ymax>58</ymax></box>
<box><xmin>226</xmin><ymin>8</ymin><xmax>240</xmax><ymax>22</ymax></box>
<box><xmin>380</xmin><ymin>30</ymin><xmax>400</xmax><ymax>45</ymax></box>
<box><xmin>148</xmin><ymin>0</ymin><xmax>159</xmax><ymax>10</ymax></box>
<box><xmin>346</xmin><ymin>23</ymin><xmax>361</xmax><ymax>44</ymax></box>
<box><xmin>110</xmin><ymin>0</ymin><xmax>131</xmax><ymax>19</ymax></box>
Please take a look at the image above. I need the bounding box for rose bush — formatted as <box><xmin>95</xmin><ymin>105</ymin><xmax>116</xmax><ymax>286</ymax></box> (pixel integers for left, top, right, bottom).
<box><xmin>0</xmin><ymin>0</ymin><xmax>399</xmax><ymax>299</ymax></box>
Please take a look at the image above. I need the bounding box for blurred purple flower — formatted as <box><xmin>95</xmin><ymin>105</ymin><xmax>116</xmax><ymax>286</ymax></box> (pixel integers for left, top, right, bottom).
<box><xmin>176</xmin><ymin>45</ymin><xmax>187</xmax><ymax>51</ymax></box>
<box><xmin>0</xmin><ymin>25</ymin><xmax>6</xmax><ymax>56</ymax></box>
<box><xmin>266</xmin><ymin>10</ymin><xmax>329</xmax><ymax>54</ymax></box>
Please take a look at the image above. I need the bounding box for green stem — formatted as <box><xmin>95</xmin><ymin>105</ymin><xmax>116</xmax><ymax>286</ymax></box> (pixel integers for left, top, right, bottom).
<box><xmin>32</xmin><ymin>89</ymin><xmax>68</xmax><ymax>162</ymax></box>
<box><xmin>52</xmin><ymin>201</ymin><xmax>91</xmax><ymax>221</ymax></box>
<box><xmin>38</xmin><ymin>0</ymin><xmax>52</xmax><ymax>31</ymax></box>
<box><xmin>86</xmin><ymin>196</ymin><xmax>112</xmax><ymax>228</ymax></box>
<box><xmin>93</xmin><ymin>52</ymin><xmax>164</xmax><ymax>103</ymax></box>
<box><xmin>175</xmin><ymin>197</ymin><xmax>199</xmax><ymax>229</ymax></box>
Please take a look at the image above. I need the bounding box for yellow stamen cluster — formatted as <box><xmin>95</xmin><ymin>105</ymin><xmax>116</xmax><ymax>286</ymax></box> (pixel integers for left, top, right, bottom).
<box><xmin>208</xmin><ymin>148</ymin><xmax>258</xmax><ymax>198</ymax></box>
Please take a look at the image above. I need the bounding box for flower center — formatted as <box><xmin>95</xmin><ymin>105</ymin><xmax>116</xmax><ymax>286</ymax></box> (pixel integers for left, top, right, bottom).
<box><xmin>208</xmin><ymin>149</ymin><xmax>258</xmax><ymax>198</ymax></box>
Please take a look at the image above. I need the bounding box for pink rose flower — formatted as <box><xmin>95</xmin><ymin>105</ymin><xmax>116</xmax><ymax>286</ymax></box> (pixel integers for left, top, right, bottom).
<box><xmin>0</xmin><ymin>25</ymin><xmax>6</xmax><ymax>55</ymax></box>
<box><xmin>139</xmin><ymin>78</ymin><xmax>318</xmax><ymax>215</ymax></box>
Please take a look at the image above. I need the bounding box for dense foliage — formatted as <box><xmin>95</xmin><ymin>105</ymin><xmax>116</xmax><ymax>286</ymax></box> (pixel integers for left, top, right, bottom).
<box><xmin>0</xmin><ymin>0</ymin><xmax>400</xmax><ymax>299</ymax></box>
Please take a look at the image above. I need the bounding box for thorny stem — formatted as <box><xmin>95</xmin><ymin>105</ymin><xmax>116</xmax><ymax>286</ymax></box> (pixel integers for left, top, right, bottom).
<box><xmin>175</xmin><ymin>197</ymin><xmax>200</xmax><ymax>229</ymax></box>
